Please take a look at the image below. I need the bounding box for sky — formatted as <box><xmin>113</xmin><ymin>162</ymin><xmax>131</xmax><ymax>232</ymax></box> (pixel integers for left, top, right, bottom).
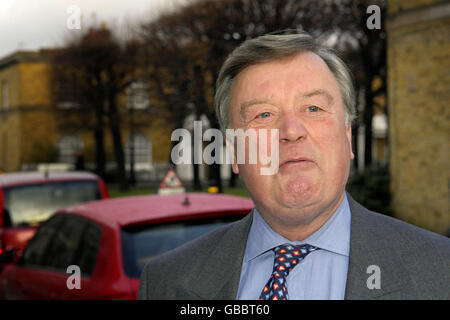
<box><xmin>0</xmin><ymin>0</ymin><xmax>181</xmax><ymax>58</ymax></box>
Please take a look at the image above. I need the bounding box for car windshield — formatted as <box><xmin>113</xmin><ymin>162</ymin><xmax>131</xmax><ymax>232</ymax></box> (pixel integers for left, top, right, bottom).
<box><xmin>2</xmin><ymin>180</ymin><xmax>102</xmax><ymax>227</ymax></box>
<box><xmin>121</xmin><ymin>215</ymin><xmax>244</xmax><ymax>278</ymax></box>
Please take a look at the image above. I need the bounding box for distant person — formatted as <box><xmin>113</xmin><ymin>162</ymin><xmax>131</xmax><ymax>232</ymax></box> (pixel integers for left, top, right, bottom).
<box><xmin>75</xmin><ymin>150</ymin><xmax>85</xmax><ymax>171</ymax></box>
<box><xmin>138</xmin><ymin>32</ymin><xmax>450</xmax><ymax>300</ymax></box>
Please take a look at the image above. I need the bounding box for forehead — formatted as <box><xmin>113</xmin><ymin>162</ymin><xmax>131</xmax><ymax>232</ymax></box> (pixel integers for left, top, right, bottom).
<box><xmin>229</xmin><ymin>51</ymin><xmax>341</xmax><ymax>107</ymax></box>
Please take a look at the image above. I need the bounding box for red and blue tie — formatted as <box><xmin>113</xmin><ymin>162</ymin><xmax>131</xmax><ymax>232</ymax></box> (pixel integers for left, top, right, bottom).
<box><xmin>259</xmin><ymin>243</ymin><xmax>320</xmax><ymax>300</ymax></box>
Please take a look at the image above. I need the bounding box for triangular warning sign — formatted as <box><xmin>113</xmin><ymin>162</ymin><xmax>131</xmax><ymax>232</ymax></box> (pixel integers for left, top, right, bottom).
<box><xmin>160</xmin><ymin>168</ymin><xmax>183</xmax><ymax>188</ymax></box>
<box><xmin>158</xmin><ymin>168</ymin><xmax>185</xmax><ymax>195</ymax></box>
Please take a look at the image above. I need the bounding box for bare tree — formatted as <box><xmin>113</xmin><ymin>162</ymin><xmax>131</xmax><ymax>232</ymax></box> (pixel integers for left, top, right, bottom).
<box><xmin>51</xmin><ymin>26</ymin><xmax>141</xmax><ymax>190</ymax></box>
<box><xmin>140</xmin><ymin>0</ymin><xmax>387</xmax><ymax>188</ymax></box>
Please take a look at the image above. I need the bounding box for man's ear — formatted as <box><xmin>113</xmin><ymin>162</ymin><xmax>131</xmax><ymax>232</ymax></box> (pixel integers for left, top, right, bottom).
<box><xmin>346</xmin><ymin>124</ymin><xmax>355</xmax><ymax>160</ymax></box>
<box><xmin>232</xmin><ymin>162</ymin><xmax>239</xmax><ymax>174</ymax></box>
<box><xmin>225</xmin><ymin>136</ymin><xmax>239</xmax><ymax>174</ymax></box>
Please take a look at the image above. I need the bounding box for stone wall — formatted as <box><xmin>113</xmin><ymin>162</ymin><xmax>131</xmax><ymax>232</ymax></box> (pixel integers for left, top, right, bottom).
<box><xmin>0</xmin><ymin>50</ymin><xmax>174</xmax><ymax>175</ymax></box>
<box><xmin>387</xmin><ymin>0</ymin><xmax>450</xmax><ymax>234</ymax></box>
<box><xmin>0</xmin><ymin>63</ymin><xmax>22</xmax><ymax>171</ymax></box>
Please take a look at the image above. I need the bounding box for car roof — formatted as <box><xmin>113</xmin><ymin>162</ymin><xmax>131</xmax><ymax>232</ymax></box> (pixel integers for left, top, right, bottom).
<box><xmin>0</xmin><ymin>171</ymin><xmax>99</xmax><ymax>187</ymax></box>
<box><xmin>61</xmin><ymin>193</ymin><xmax>254</xmax><ymax>228</ymax></box>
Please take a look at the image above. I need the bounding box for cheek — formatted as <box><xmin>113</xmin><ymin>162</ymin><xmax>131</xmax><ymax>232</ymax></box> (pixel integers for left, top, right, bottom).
<box><xmin>312</xmin><ymin>122</ymin><xmax>352</xmax><ymax>170</ymax></box>
<box><xmin>238</xmin><ymin>163</ymin><xmax>274</xmax><ymax>195</ymax></box>
<box><xmin>257</xmin><ymin>129</ymin><xmax>279</xmax><ymax>158</ymax></box>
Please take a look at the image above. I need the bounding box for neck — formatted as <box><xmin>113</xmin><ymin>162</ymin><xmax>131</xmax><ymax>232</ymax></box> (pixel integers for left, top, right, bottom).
<box><xmin>258</xmin><ymin>192</ymin><xmax>346</xmax><ymax>241</ymax></box>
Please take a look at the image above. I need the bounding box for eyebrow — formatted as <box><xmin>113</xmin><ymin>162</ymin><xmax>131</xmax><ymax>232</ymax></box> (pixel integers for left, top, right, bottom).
<box><xmin>239</xmin><ymin>99</ymin><xmax>273</xmax><ymax>120</ymax></box>
<box><xmin>300</xmin><ymin>89</ymin><xmax>334</xmax><ymax>104</ymax></box>
<box><xmin>238</xmin><ymin>89</ymin><xmax>335</xmax><ymax>120</ymax></box>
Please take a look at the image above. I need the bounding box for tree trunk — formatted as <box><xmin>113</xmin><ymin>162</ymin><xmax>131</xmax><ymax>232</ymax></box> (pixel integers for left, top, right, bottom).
<box><xmin>206</xmin><ymin>114</ymin><xmax>223</xmax><ymax>193</ymax></box>
<box><xmin>209</xmin><ymin>162</ymin><xmax>223</xmax><ymax>193</ymax></box>
<box><xmin>94</xmin><ymin>104</ymin><xmax>106</xmax><ymax>179</ymax></box>
<box><xmin>193</xmin><ymin>162</ymin><xmax>202</xmax><ymax>190</ymax></box>
<box><xmin>364</xmin><ymin>85</ymin><xmax>373</xmax><ymax>167</ymax></box>
<box><xmin>229</xmin><ymin>168</ymin><xmax>238</xmax><ymax>188</ymax></box>
<box><xmin>108</xmin><ymin>92</ymin><xmax>128</xmax><ymax>191</ymax></box>
<box><xmin>192</xmin><ymin>112</ymin><xmax>202</xmax><ymax>190</ymax></box>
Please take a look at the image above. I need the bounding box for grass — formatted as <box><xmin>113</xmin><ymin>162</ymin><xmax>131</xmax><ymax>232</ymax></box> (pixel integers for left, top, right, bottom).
<box><xmin>107</xmin><ymin>185</ymin><xmax>250</xmax><ymax>199</ymax></box>
<box><xmin>107</xmin><ymin>187</ymin><xmax>157</xmax><ymax>198</ymax></box>
<box><xmin>221</xmin><ymin>187</ymin><xmax>250</xmax><ymax>198</ymax></box>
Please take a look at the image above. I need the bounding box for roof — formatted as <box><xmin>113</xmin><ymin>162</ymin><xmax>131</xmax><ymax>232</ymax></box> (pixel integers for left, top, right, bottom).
<box><xmin>62</xmin><ymin>193</ymin><xmax>254</xmax><ymax>227</ymax></box>
<box><xmin>0</xmin><ymin>49</ymin><xmax>56</xmax><ymax>70</ymax></box>
<box><xmin>0</xmin><ymin>171</ymin><xmax>100</xmax><ymax>187</ymax></box>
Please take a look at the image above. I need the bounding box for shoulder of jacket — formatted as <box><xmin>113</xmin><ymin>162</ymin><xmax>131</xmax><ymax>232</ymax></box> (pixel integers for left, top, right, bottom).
<box><xmin>349</xmin><ymin>196</ymin><xmax>450</xmax><ymax>256</ymax></box>
<box><xmin>141</xmin><ymin>214</ymin><xmax>250</xmax><ymax>273</ymax></box>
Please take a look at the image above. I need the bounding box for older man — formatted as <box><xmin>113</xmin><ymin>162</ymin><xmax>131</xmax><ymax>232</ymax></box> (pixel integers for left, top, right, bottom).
<box><xmin>138</xmin><ymin>32</ymin><xmax>449</xmax><ymax>300</ymax></box>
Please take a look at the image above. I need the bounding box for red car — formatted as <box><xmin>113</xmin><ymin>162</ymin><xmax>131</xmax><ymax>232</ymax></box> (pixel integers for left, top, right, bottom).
<box><xmin>0</xmin><ymin>193</ymin><xmax>253</xmax><ymax>299</ymax></box>
<box><xmin>0</xmin><ymin>171</ymin><xmax>109</xmax><ymax>269</ymax></box>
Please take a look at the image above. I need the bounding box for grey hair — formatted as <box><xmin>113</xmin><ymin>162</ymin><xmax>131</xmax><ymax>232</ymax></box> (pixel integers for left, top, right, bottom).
<box><xmin>214</xmin><ymin>32</ymin><xmax>356</xmax><ymax>131</ymax></box>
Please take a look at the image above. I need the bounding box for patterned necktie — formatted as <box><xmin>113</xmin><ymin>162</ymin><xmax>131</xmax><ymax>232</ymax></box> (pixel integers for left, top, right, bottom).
<box><xmin>259</xmin><ymin>243</ymin><xmax>320</xmax><ymax>300</ymax></box>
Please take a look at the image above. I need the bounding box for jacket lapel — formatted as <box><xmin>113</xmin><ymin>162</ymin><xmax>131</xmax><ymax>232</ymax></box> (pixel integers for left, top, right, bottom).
<box><xmin>182</xmin><ymin>195</ymin><xmax>412</xmax><ymax>300</ymax></box>
<box><xmin>345</xmin><ymin>195</ymin><xmax>411</xmax><ymax>299</ymax></box>
<box><xmin>187</xmin><ymin>212</ymin><xmax>254</xmax><ymax>299</ymax></box>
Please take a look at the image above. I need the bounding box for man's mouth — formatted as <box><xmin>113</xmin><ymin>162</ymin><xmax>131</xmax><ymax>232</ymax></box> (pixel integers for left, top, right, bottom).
<box><xmin>279</xmin><ymin>157</ymin><xmax>314</xmax><ymax>169</ymax></box>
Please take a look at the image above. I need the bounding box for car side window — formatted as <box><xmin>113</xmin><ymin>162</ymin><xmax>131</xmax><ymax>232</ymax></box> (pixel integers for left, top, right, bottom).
<box><xmin>20</xmin><ymin>215</ymin><xmax>65</xmax><ymax>267</ymax></box>
<box><xmin>43</xmin><ymin>215</ymin><xmax>87</xmax><ymax>272</ymax></box>
<box><xmin>75</xmin><ymin>223</ymin><xmax>101</xmax><ymax>276</ymax></box>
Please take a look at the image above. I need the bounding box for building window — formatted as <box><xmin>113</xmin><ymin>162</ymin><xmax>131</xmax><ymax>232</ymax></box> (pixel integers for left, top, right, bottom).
<box><xmin>56</xmin><ymin>101</ymin><xmax>81</xmax><ymax>109</ymax></box>
<box><xmin>126</xmin><ymin>81</ymin><xmax>149</xmax><ymax>110</ymax></box>
<box><xmin>54</xmin><ymin>75</ymin><xmax>81</xmax><ymax>109</ymax></box>
<box><xmin>57</xmin><ymin>134</ymin><xmax>83</xmax><ymax>164</ymax></box>
<box><xmin>126</xmin><ymin>133</ymin><xmax>152</xmax><ymax>165</ymax></box>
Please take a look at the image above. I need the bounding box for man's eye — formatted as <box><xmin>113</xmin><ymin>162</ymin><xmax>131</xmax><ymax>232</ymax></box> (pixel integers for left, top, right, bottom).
<box><xmin>258</xmin><ymin>112</ymin><xmax>271</xmax><ymax>118</ymax></box>
<box><xmin>307</xmin><ymin>106</ymin><xmax>320</xmax><ymax>112</ymax></box>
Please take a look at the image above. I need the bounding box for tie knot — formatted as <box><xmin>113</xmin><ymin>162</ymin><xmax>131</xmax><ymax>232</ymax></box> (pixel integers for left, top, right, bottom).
<box><xmin>272</xmin><ymin>243</ymin><xmax>319</xmax><ymax>276</ymax></box>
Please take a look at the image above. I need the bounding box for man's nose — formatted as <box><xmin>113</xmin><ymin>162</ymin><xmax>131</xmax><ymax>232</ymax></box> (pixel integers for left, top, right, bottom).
<box><xmin>279</xmin><ymin>112</ymin><xmax>307</xmax><ymax>143</ymax></box>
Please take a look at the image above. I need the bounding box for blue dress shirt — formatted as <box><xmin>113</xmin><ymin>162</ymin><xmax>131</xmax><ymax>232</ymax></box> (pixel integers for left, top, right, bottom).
<box><xmin>236</xmin><ymin>194</ymin><xmax>351</xmax><ymax>300</ymax></box>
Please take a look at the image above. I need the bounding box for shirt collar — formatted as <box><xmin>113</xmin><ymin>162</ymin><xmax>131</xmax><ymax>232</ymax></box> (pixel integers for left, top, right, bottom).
<box><xmin>244</xmin><ymin>193</ymin><xmax>351</xmax><ymax>262</ymax></box>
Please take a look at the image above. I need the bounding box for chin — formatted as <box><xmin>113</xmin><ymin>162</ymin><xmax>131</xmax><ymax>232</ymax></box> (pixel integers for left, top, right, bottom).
<box><xmin>277</xmin><ymin>179</ymin><xmax>320</xmax><ymax>208</ymax></box>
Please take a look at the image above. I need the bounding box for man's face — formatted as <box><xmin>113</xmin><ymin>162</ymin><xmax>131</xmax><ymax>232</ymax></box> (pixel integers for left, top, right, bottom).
<box><xmin>229</xmin><ymin>52</ymin><xmax>354</xmax><ymax>229</ymax></box>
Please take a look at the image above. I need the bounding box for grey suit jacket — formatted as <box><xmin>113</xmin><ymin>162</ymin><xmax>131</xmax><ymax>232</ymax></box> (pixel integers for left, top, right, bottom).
<box><xmin>138</xmin><ymin>194</ymin><xmax>450</xmax><ymax>300</ymax></box>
